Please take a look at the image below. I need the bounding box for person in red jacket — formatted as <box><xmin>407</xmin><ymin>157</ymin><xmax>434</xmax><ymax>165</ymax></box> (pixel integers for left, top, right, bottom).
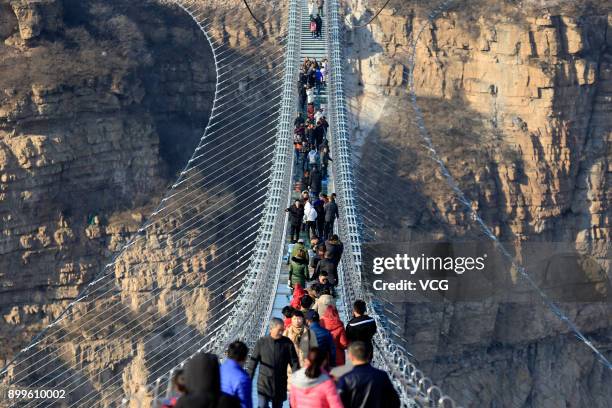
<box><xmin>320</xmin><ymin>305</ymin><xmax>348</xmax><ymax>365</ymax></box>
<box><xmin>289</xmin><ymin>348</ymin><xmax>343</xmax><ymax>408</ymax></box>
<box><xmin>290</xmin><ymin>283</ymin><xmax>306</xmax><ymax>309</ymax></box>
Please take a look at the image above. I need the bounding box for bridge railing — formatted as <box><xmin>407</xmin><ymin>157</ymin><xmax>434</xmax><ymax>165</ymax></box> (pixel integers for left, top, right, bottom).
<box><xmin>324</xmin><ymin>1</ymin><xmax>461</xmax><ymax>407</ymax></box>
<box><xmin>128</xmin><ymin>0</ymin><xmax>302</xmax><ymax>405</ymax></box>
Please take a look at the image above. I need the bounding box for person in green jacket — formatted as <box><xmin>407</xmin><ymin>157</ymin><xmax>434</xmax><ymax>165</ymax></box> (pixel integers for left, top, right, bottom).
<box><xmin>291</xmin><ymin>238</ymin><xmax>310</xmax><ymax>265</ymax></box>
<box><xmin>289</xmin><ymin>247</ymin><xmax>309</xmax><ymax>289</ymax></box>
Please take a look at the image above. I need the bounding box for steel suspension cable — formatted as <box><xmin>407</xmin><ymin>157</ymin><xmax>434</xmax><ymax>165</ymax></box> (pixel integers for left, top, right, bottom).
<box><xmin>1</xmin><ymin>0</ymin><xmax>288</xmax><ymax>382</ymax></box>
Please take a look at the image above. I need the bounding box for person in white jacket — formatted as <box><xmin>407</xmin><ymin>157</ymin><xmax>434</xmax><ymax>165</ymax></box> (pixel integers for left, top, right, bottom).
<box><xmin>304</xmin><ymin>199</ymin><xmax>318</xmax><ymax>241</ymax></box>
<box><xmin>308</xmin><ymin>0</ymin><xmax>318</xmax><ymax>17</ymax></box>
<box><xmin>314</xmin><ymin>108</ymin><xmax>324</xmax><ymax>123</ymax></box>
<box><xmin>306</xmin><ymin>86</ymin><xmax>315</xmax><ymax>105</ymax></box>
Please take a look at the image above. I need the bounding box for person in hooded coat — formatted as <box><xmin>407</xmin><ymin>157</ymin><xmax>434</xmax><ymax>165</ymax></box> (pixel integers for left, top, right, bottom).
<box><xmin>175</xmin><ymin>353</ymin><xmax>240</xmax><ymax>408</ymax></box>
<box><xmin>313</xmin><ymin>251</ymin><xmax>337</xmax><ymax>285</ymax></box>
<box><xmin>290</xmin><ymin>283</ymin><xmax>306</xmax><ymax>310</ymax></box>
<box><xmin>313</xmin><ymin>288</ymin><xmax>336</xmax><ymax>318</ymax></box>
<box><xmin>320</xmin><ymin>305</ymin><xmax>348</xmax><ymax>366</ymax></box>
<box><xmin>289</xmin><ymin>248</ymin><xmax>309</xmax><ymax>289</ymax></box>
<box><xmin>289</xmin><ymin>348</ymin><xmax>343</xmax><ymax>408</ymax></box>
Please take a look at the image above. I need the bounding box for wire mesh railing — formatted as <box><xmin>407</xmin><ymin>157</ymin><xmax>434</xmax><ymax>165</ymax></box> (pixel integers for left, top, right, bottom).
<box><xmin>324</xmin><ymin>0</ymin><xmax>461</xmax><ymax>407</ymax></box>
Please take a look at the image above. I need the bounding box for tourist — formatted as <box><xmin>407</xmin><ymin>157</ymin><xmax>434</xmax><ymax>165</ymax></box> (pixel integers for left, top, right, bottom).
<box><xmin>345</xmin><ymin>300</ymin><xmax>377</xmax><ymax>355</ymax></box>
<box><xmin>305</xmin><ymin>310</ymin><xmax>336</xmax><ymax>367</ymax></box>
<box><xmin>161</xmin><ymin>369</ymin><xmax>186</xmax><ymax>408</ymax></box>
<box><xmin>248</xmin><ymin>319</ymin><xmax>300</xmax><ymax>408</ymax></box>
<box><xmin>284</xmin><ymin>310</ymin><xmax>318</xmax><ymax>369</ymax></box>
<box><xmin>286</xmin><ymin>200</ymin><xmax>304</xmax><ymax>243</ymax></box>
<box><xmin>324</xmin><ymin>234</ymin><xmax>343</xmax><ymax>267</ymax></box>
<box><xmin>337</xmin><ymin>342</ymin><xmax>400</xmax><ymax>408</ymax></box>
<box><xmin>323</xmin><ymin>195</ymin><xmax>339</xmax><ymax>240</ymax></box>
<box><xmin>175</xmin><ymin>353</ymin><xmax>240</xmax><ymax>408</ymax></box>
<box><xmin>289</xmin><ymin>348</ymin><xmax>343</xmax><ymax>408</ymax></box>
<box><xmin>320</xmin><ymin>305</ymin><xmax>348</xmax><ymax>366</ymax></box>
<box><xmin>220</xmin><ymin>341</ymin><xmax>252</xmax><ymax>408</ymax></box>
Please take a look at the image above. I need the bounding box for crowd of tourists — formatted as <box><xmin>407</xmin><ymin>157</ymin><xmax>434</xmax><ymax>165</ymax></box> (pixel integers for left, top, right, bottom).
<box><xmin>163</xmin><ymin>299</ymin><xmax>398</xmax><ymax>408</ymax></box>
<box><xmin>159</xmin><ymin>4</ymin><xmax>400</xmax><ymax>405</ymax></box>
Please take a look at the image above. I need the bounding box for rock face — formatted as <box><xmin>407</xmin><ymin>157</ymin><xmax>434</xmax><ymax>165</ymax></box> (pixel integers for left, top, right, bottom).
<box><xmin>0</xmin><ymin>0</ymin><xmax>217</xmax><ymax>403</ymax></box>
<box><xmin>344</xmin><ymin>0</ymin><xmax>611</xmax><ymax>406</ymax></box>
<box><xmin>1</xmin><ymin>0</ymin><xmax>287</xmax><ymax>404</ymax></box>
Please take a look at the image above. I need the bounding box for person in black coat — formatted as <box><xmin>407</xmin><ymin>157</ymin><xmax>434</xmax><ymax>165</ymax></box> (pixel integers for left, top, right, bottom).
<box><xmin>312</xmin><ymin>252</ymin><xmax>337</xmax><ymax>285</ymax></box>
<box><xmin>313</xmin><ymin>122</ymin><xmax>325</xmax><ymax>147</ymax></box>
<box><xmin>175</xmin><ymin>352</ymin><xmax>240</xmax><ymax>408</ymax></box>
<box><xmin>286</xmin><ymin>200</ymin><xmax>304</xmax><ymax>243</ymax></box>
<box><xmin>299</xmin><ymin>84</ymin><xmax>307</xmax><ymax>110</ymax></box>
<box><xmin>309</xmin><ymin>167</ymin><xmax>322</xmax><ymax>197</ymax></box>
<box><xmin>337</xmin><ymin>342</ymin><xmax>400</xmax><ymax>408</ymax></box>
<box><xmin>324</xmin><ymin>234</ymin><xmax>344</xmax><ymax>266</ymax></box>
<box><xmin>307</xmin><ymin>68</ymin><xmax>316</xmax><ymax>88</ymax></box>
<box><xmin>310</xmin><ymin>271</ymin><xmax>336</xmax><ymax>297</ymax></box>
<box><xmin>345</xmin><ymin>300</ymin><xmax>377</xmax><ymax>357</ymax></box>
<box><xmin>323</xmin><ymin>194</ymin><xmax>339</xmax><ymax>240</ymax></box>
<box><xmin>247</xmin><ymin>318</ymin><xmax>300</xmax><ymax>408</ymax></box>
<box><xmin>294</xmin><ymin>112</ymin><xmax>305</xmax><ymax>128</ymax></box>
<box><xmin>315</xmin><ymin>15</ymin><xmax>323</xmax><ymax>38</ymax></box>
<box><xmin>313</xmin><ymin>194</ymin><xmax>326</xmax><ymax>239</ymax></box>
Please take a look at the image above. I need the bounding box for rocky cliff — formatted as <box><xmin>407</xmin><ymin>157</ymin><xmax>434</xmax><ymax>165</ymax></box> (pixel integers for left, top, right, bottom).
<box><xmin>0</xmin><ymin>0</ymin><xmax>217</xmax><ymax>403</ymax></box>
<box><xmin>345</xmin><ymin>0</ymin><xmax>611</xmax><ymax>406</ymax></box>
<box><xmin>1</xmin><ymin>0</ymin><xmax>288</xmax><ymax>404</ymax></box>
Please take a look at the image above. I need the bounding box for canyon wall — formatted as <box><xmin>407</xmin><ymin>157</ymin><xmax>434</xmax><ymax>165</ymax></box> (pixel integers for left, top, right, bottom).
<box><xmin>0</xmin><ymin>0</ymin><xmax>219</xmax><ymax>403</ymax></box>
<box><xmin>1</xmin><ymin>0</ymin><xmax>287</xmax><ymax>403</ymax></box>
<box><xmin>344</xmin><ymin>0</ymin><xmax>611</xmax><ymax>406</ymax></box>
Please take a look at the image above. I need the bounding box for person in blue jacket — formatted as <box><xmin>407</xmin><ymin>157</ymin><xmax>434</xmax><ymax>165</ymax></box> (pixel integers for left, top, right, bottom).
<box><xmin>220</xmin><ymin>341</ymin><xmax>252</xmax><ymax>408</ymax></box>
<box><xmin>305</xmin><ymin>310</ymin><xmax>336</xmax><ymax>368</ymax></box>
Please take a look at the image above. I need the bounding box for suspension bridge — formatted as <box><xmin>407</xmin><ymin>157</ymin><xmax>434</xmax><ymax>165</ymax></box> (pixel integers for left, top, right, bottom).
<box><xmin>2</xmin><ymin>0</ymin><xmax>610</xmax><ymax>407</ymax></box>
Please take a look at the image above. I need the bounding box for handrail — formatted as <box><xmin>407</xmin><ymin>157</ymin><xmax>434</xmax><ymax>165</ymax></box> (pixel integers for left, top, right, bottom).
<box><xmin>120</xmin><ymin>0</ymin><xmax>300</xmax><ymax>405</ymax></box>
<box><xmin>324</xmin><ymin>0</ymin><xmax>460</xmax><ymax>407</ymax></box>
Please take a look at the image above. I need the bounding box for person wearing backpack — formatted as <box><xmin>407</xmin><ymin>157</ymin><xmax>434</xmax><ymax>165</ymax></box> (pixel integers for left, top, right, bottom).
<box><xmin>310</xmin><ymin>16</ymin><xmax>317</xmax><ymax>38</ymax></box>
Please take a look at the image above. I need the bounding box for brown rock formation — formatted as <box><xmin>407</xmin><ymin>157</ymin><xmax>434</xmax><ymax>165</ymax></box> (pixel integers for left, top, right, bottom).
<box><xmin>1</xmin><ymin>0</ymin><xmax>287</xmax><ymax>404</ymax></box>
<box><xmin>0</xmin><ymin>0</ymin><xmax>217</xmax><ymax>403</ymax></box>
<box><xmin>345</xmin><ymin>0</ymin><xmax>611</xmax><ymax>406</ymax></box>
